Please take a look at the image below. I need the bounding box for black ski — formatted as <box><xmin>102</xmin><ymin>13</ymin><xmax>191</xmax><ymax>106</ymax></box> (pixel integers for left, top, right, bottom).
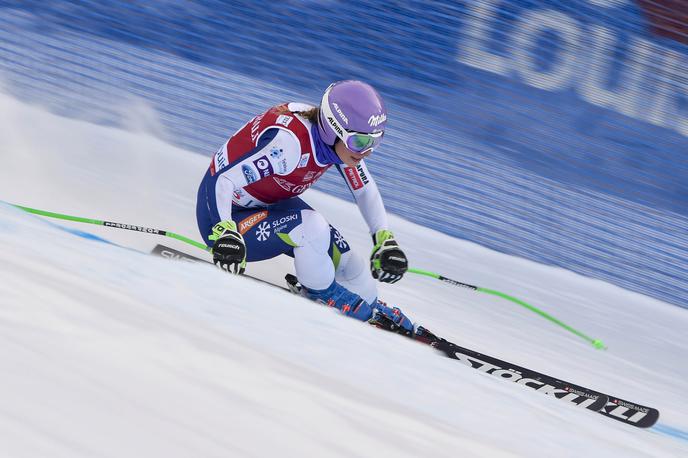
<box><xmin>151</xmin><ymin>244</ymin><xmax>210</xmax><ymax>264</ymax></box>
<box><xmin>151</xmin><ymin>244</ymin><xmax>660</xmax><ymax>428</ymax></box>
<box><xmin>151</xmin><ymin>244</ymin><xmax>288</xmax><ymax>290</ymax></box>
<box><xmin>433</xmin><ymin>340</ymin><xmax>659</xmax><ymax>427</ymax></box>
<box><xmin>433</xmin><ymin>340</ymin><xmax>608</xmax><ymax>412</ymax></box>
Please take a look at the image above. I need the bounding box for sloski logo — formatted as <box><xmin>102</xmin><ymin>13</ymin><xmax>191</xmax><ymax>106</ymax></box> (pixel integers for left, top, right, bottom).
<box><xmin>368</xmin><ymin>113</ymin><xmax>386</xmax><ymax>127</ymax></box>
<box><xmin>272</xmin><ymin>215</ymin><xmax>299</xmax><ymax>234</ymax></box>
<box><xmin>272</xmin><ymin>213</ymin><xmax>299</xmax><ymax>232</ymax></box>
<box><xmin>256</xmin><ymin>221</ymin><xmax>271</xmax><ymax>241</ymax></box>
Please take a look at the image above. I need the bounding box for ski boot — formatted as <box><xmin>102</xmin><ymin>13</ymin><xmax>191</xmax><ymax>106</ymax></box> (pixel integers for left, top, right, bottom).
<box><xmin>367</xmin><ymin>300</ymin><xmax>414</xmax><ymax>336</ymax></box>
<box><xmin>296</xmin><ymin>277</ymin><xmax>374</xmax><ymax>321</ymax></box>
<box><xmin>368</xmin><ymin>303</ymin><xmax>445</xmax><ymax>346</ymax></box>
<box><xmin>286</xmin><ymin>274</ymin><xmax>444</xmax><ymax>345</ymax></box>
<box><xmin>411</xmin><ymin>324</ymin><xmax>445</xmax><ymax>346</ymax></box>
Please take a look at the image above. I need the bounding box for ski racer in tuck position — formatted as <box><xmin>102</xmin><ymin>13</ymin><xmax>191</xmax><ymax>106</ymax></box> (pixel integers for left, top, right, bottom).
<box><xmin>196</xmin><ymin>80</ymin><xmax>434</xmax><ymax>341</ymax></box>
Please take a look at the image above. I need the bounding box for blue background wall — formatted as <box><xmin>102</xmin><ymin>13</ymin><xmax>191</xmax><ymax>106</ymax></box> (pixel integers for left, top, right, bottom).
<box><xmin>1</xmin><ymin>0</ymin><xmax>686</xmax><ymax>307</ymax></box>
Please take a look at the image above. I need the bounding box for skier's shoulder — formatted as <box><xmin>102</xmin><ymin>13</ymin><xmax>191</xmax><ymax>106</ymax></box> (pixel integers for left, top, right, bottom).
<box><xmin>254</xmin><ymin>127</ymin><xmax>302</xmax><ymax>176</ymax></box>
<box><xmin>263</xmin><ymin>102</ymin><xmax>316</xmax><ymax>125</ymax></box>
<box><xmin>253</xmin><ymin>102</ymin><xmax>318</xmax><ymax>175</ymax></box>
<box><xmin>286</xmin><ymin>102</ymin><xmax>316</xmax><ymax>114</ymax></box>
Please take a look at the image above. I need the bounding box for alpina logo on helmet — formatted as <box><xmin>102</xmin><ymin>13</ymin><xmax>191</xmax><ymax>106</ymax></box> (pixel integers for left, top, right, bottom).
<box><xmin>327</xmin><ymin>116</ymin><xmax>344</xmax><ymax>136</ymax></box>
<box><xmin>332</xmin><ymin>102</ymin><xmax>349</xmax><ymax>125</ymax></box>
<box><xmin>368</xmin><ymin>114</ymin><xmax>387</xmax><ymax>127</ymax></box>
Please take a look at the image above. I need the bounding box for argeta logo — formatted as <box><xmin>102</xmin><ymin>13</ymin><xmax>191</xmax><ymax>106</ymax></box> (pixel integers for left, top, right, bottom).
<box><xmin>256</xmin><ymin>221</ymin><xmax>271</xmax><ymax>241</ymax></box>
<box><xmin>238</xmin><ymin>210</ymin><xmax>268</xmax><ymax>234</ymax></box>
<box><xmin>368</xmin><ymin>113</ymin><xmax>387</xmax><ymax>127</ymax></box>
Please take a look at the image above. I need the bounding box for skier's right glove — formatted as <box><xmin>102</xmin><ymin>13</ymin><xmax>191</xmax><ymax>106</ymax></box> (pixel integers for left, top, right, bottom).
<box><xmin>208</xmin><ymin>220</ymin><xmax>247</xmax><ymax>274</ymax></box>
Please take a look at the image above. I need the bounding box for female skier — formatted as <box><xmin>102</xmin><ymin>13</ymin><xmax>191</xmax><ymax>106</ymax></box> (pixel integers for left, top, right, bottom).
<box><xmin>196</xmin><ymin>80</ymin><xmax>431</xmax><ymax>340</ymax></box>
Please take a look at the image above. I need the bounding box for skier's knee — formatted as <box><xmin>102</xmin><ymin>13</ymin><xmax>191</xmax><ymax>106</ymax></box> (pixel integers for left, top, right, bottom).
<box><xmin>336</xmin><ymin>251</ymin><xmax>377</xmax><ymax>304</ymax></box>
<box><xmin>299</xmin><ymin>210</ymin><xmax>331</xmax><ymax>253</ymax></box>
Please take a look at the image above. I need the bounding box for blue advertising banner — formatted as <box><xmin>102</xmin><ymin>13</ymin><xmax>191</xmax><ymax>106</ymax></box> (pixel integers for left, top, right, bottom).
<box><xmin>0</xmin><ymin>1</ymin><xmax>686</xmax><ymax>307</ymax></box>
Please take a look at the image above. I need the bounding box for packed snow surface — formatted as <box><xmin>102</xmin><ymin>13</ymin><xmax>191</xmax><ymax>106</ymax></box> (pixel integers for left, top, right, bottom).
<box><xmin>1</xmin><ymin>93</ymin><xmax>687</xmax><ymax>457</ymax></box>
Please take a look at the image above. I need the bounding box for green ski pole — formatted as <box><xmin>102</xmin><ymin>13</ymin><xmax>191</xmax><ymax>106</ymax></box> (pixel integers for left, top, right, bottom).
<box><xmin>408</xmin><ymin>268</ymin><xmax>606</xmax><ymax>350</ymax></box>
<box><xmin>12</xmin><ymin>204</ymin><xmax>210</xmax><ymax>252</ymax></box>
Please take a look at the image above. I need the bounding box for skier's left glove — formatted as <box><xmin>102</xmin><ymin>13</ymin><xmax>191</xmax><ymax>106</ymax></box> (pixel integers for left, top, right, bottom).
<box><xmin>209</xmin><ymin>220</ymin><xmax>247</xmax><ymax>274</ymax></box>
<box><xmin>370</xmin><ymin>229</ymin><xmax>408</xmax><ymax>284</ymax></box>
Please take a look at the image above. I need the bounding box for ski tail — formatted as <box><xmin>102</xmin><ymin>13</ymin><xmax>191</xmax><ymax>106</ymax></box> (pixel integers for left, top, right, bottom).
<box><xmin>151</xmin><ymin>244</ymin><xmax>209</xmax><ymax>264</ymax></box>
<box><xmin>599</xmin><ymin>396</ymin><xmax>660</xmax><ymax>428</ymax></box>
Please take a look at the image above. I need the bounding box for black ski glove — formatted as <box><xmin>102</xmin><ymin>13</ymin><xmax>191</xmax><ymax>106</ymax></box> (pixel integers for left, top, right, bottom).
<box><xmin>370</xmin><ymin>229</ymin><xmax>408</xmax><ymax>283</ymax></box>
<box><xmin>209</xmin><ymin>221</ymin><xmax>247</xmax><ymax>274</ymax></box>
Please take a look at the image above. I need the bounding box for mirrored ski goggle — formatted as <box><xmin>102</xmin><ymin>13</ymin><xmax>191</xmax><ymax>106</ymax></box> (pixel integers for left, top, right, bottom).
<box><xmin>341</xmin><ymin>129</ymin><xmax>384</xmax><ymax>154</ymax></box>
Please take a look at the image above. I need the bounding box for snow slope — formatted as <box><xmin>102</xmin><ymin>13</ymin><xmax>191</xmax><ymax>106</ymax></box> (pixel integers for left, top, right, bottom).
<box><xmin>1</xmin><ymin>93</ymin><xmax>687</xmax><ymax>457</ymax></box>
